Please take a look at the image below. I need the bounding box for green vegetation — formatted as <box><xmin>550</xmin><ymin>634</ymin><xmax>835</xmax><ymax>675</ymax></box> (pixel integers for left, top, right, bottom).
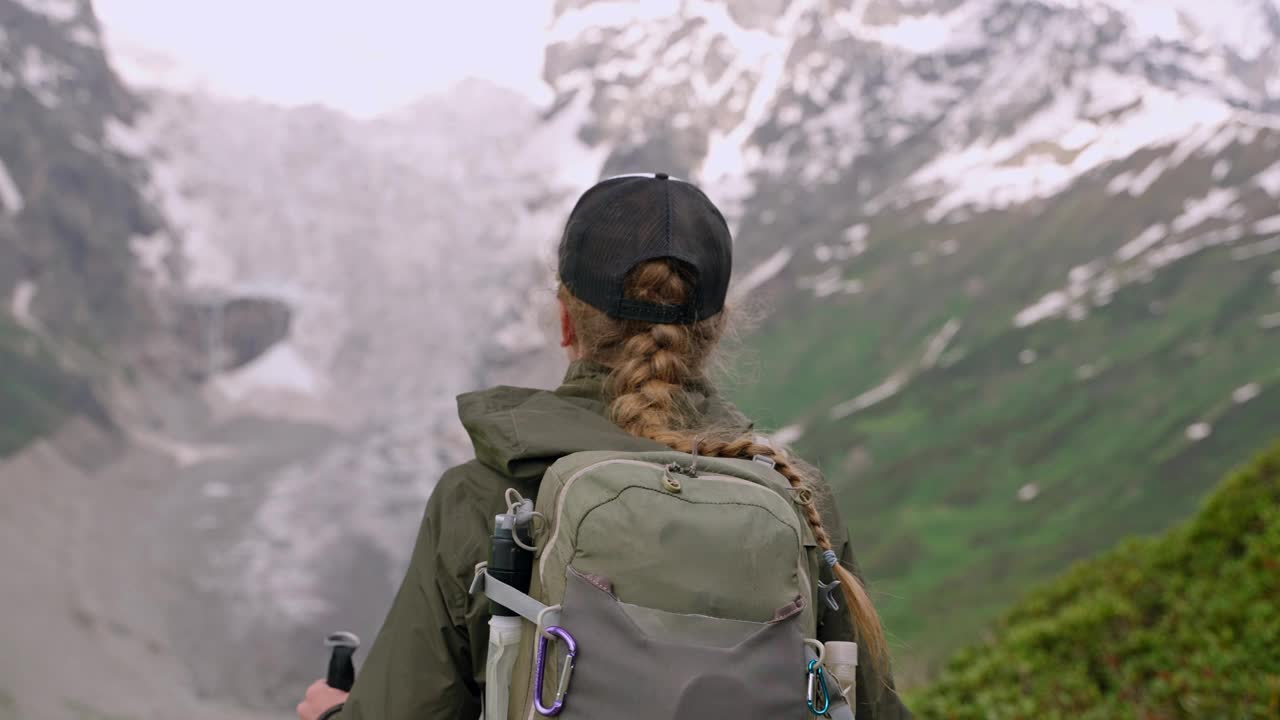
<box><xmin>912</xmin><ymin>440</ymin><xmax>1280</xmax><ymax>719</ymax></box>
<box><xmin>0</xmin><ymin>689</ymin><xmax>15</xmax><ymax>720</ymax></box>
<box><xmin>730</xmin><ymin>130</ymin><xmax>1280</xmax><ymax>682</ymax></box>
<box><xmin>0</xmin><ymin>318</ymin><xmax>84</xmax><ymax>457</ymax></box>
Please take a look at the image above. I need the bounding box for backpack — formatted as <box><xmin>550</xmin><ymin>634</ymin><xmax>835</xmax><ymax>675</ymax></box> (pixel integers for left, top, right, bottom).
<box><xmin>471</xmin><ymin>449</ymin><xmax>858</xmax><ymax>719</ymax></box>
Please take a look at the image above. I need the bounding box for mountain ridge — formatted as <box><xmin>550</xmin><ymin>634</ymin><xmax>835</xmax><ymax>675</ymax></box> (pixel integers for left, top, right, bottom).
<box><xmin>538</xmin><ymin>0</ymin><xmax>1280</xmax><ymax>680</ymax></box>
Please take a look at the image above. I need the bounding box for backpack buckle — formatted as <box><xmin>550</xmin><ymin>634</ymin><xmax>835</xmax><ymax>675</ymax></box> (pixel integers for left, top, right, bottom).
<box><xmin>817</xmin><ymin>578</ymin><xmax>842</xmax><ymax>612</ymax></box>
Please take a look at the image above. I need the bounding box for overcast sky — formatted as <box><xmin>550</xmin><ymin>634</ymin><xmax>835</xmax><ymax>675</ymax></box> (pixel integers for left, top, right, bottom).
<box><xmin>94</xmin><ymin>0</ymin><xmax>555</xmax><ymax>117</ymax></box>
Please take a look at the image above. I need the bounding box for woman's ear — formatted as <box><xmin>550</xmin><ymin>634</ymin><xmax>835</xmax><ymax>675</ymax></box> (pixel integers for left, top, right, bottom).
<box><xmin>559</xmin><ymin>298</ymin><xmax>577</xmax><ymax>351</ymax></box>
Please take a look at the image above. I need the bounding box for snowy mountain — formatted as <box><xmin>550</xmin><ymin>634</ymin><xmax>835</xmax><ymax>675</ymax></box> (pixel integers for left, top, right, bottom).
<box><xmin>3</xmin><ymin>1</ymin><xmax>580</xmax><ymax>713</ymax></box>
<box><xmin>5</xmin><ymin>0</ymin><xmax>1280</xmax><ymax>711</ymax></box>
<box><xmin>1</xmin><ymin>1</ymin><xmax>294</xmax><ymax>718</ymax></box>
<box><xmin>538</xmin><ymin>0</ymin><xmax>1280</xmax><ymax>681</ymax></box>
<box><xmin>103</xmin><ymin>80</ymin><xmax>593</xmax><ymax>705</ymax></box>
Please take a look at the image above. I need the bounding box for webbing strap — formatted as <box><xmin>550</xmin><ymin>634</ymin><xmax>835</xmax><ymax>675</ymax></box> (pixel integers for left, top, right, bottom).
<box><xmin>828</xmin><ymin>699</ymin><xmax>856</xmax><ymax>720</ymax></box>
<box><xmin>472</xmin><ymin>568</ymin><xmax>561</xmax><ymax>629</ymax></box>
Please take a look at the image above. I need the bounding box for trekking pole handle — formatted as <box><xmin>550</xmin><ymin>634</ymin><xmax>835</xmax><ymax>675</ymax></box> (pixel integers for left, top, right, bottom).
<box><xmin>325</xmin><ymin>631</ymin><xmax>360</xmax><ymax>692</ymax></box>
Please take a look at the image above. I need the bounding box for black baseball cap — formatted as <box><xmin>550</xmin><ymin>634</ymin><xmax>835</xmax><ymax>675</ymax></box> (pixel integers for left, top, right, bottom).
<box><xmin>558</xmin><ymin>173</ymin><xmax>733</xmax><ymax>325</ymax></box>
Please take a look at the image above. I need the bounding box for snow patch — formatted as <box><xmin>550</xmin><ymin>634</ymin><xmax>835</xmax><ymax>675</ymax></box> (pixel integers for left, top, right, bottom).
<box><xmin>1185</xmin><ymin>422</ymin><xmax>1212</xmax><ymax>441</ymax></box>
<box><xmin>701</xmin><ymin>0</ymin><xmax>816</xmax><ymax>192</ymax></box>
<box><xmin>104</xmin><ymin>117</ymin><xmax>150</xmax><ymax>158</ymax></box>
<box><xmin>1109</xmin><ymin>157</ymin><xmax>1170</xmax><ymax>196</ymax></box>
<box><xmin>799</xmin><ymin>267</ymin><xmax>862</xmax><ymax>297</ymax></box>
<box><xmin>1232</xmin><ymin>383</ymin><xmax>1261</xmax><ymax>404</ymax></box>
<box><xmin>1146</xmin><ymin>225</ymin><xmax>1245</xmax><ymax>270</ymax></box>
<box><xmin>1256</xmin><ymin>161</ymin><xmax>1280</xmax><ymax>197</ymax></box>
<box><xmin>1169</xmin><ymin>188</ymin><xmax>1241</xmax><ymax>235</ymax></box>
<box><xmin>1019</xmin><ymin>349</ymin><xmax>1038</xmax><ymax>365</ymax></box>
<box><xmin>831</xmin><ymin>372</ymin><xmax>908</xmax><ymax>420</ymax></box>
<box><xmin>1260</xmin><ymin>313</ymin><xmax>1280</xmax><ymax>330</ymax></box>
<box><xmin>214</xmin><ymin>343</ymin><xmax>322</xmax><ymax>401</ymax></box>
<box><xmin>922</xmin><ymin>319</ymin><xmax>961</xmax><ymax>369</ymax></box>
<box><xmin>836</xmin><ymin>224</ymin><xmax>870</xmax><ymax>257</ymax></box>
<box><xmin>0</xmin><ymin>158</ymin><xmax>22</xmax><ymax>215</ymax></box>
<box><xmin>10</xmin><ymin>280</ymin><xmax>38</xmax><ymax>331</ymax></box>
<box><xmin>1017</xmin><ymin>483</ymin><xmax>1040</xmax><ymax>502</ymax></box>
<box><xmin>770</xmin><ymin>424</ymin><xmax>805</xmax><ymax>447</ymax></box>
<box><xmin>129</xmin><ymin>232</ymin><xmax>173</xmax><ymax>285</ymax></box>
<box><xmin>1015</xmin><ymin>291</ymin><xmax>1069</xmax><ymax>328</ymax></box>
<box><xmin>1212</xmin><ymin>159</ymin><xmax>1231</xmax><ymax>182</ymax></box>
<box><xmin>913</xmin><ymin>88</ymin><xmax>1236</xmax><ymax>217</ymax></box>
<box><xmin>1076</xmin><ymin>363</ymin><xmax>1099</xmax><ymax>380</ymax></box>
<box><xmin>1117</xmin><ymin>224</ymin><xmax>1167</xmax><ymax>262</ymax></box>
<box><xmin>1106</xmin><ymin>0</ymin><xmax>1278</xmax><ymax>61</ymax></box>
<box><xmin>816</xmin><ymin>224</ymin><xmax>871</xmax><ymax>263</ymax></box>
<box><xmin>835</xmin><ymin>0</ymin><xmax>986</xmax><ymax>55</ymax></box>
<box><xmin>732</xmin><ymin>247</ymin><xmax>794</xmax><ymax>298</ymax></box>
<box><xmin>18</xmin><ymin>45</ymin><xmax>67</xmax><ymax>107</ymax></box>
<box><xmin>855</xmin><ymin>12</ymin><xmax>952</xmax><ymax>53</ymax></box>
<box><xmin>1252</xmin><ymin>215</ymin><xmax>1280</xmax><ymax>236</ymax></box>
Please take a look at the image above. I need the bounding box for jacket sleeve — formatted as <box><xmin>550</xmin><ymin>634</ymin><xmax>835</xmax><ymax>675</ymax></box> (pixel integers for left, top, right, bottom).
<box><xmin>337</xmin><ymin>468</ymin><xmax>485</xmax><ymax>720</ymax></box>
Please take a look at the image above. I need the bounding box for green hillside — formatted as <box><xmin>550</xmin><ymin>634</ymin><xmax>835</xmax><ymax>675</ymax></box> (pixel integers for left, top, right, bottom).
<box><xmin>911</xmin><ymin>439</ymin><xmax>1280</xmax><ymax>719</ymax></box>
<box><xmin>731</xmin><ymin>129</ymin><xmax>1280</xmax><ymax>681</ymax></box>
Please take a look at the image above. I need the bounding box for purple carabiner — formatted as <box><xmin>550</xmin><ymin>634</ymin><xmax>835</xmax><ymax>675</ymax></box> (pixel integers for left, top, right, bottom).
<box><xmin>533</xmin><ymin>626</ymin><xmax>577</xmax><ymax>717</ymax></box>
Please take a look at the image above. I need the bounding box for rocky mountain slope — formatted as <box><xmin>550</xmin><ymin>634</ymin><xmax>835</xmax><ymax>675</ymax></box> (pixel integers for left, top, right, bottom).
<box><xmin>539</xmin><ymin>0</ymin><xmax>1280</xmax><ymax>680</ymax></box>
<box><xmin>7</xmin><ymin>0</ymin><xmax>1280</xmax><ymax>712</ymax></box>
<box><xmin>108</xmin><ymin>80</ymin><xmax>582</xmax><ymax>706</ymax></box>
<box><xmin>3</xmin><ymin>0</ymin><xmax>579</xmax><ymax>714</ymax></box>
<box><xmin>1</xmin><ymin>0</ymin><xmax>157</xmax><ymax>454</ymax></box>
<box><xmin>2</xmin><ymin>1</ymin><xmax>290</xmax><ymax>719</ymax></box>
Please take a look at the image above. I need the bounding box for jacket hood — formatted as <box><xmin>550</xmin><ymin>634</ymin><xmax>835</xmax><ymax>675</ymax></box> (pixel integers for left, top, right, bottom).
<box><xmin>456</xmin><ymin>361</ymin><xmax>748</xmax><ymax>479</ymax></box>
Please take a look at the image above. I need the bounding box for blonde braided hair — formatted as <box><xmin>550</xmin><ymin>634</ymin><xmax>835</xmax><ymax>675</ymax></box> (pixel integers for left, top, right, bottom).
<box><xmin>559</xmin><ymin>258</ymin><xmax>888</xmax><ymax>671</ymax></box>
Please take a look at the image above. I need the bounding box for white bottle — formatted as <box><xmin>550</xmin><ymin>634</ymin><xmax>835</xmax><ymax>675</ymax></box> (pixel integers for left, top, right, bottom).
<box><xmin>483</xmin><ymin>615</ymin><xmax>524</xmax><ymax>720</ymax></box>
<box><xmin>825</xmin><ymin>640</ymin><xmax>858</xmax><ymax>716</ymax></box>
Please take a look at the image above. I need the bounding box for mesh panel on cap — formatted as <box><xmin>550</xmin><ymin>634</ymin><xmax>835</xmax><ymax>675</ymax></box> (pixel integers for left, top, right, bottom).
<box><xmin>558</xmin><ymin>175</ymin><xmax>732</xmax><ymax>324</ymax></box>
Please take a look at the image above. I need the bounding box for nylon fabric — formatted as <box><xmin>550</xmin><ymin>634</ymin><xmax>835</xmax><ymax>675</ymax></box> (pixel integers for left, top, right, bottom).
<box><xmin>509</xmin><ymin>448</ymin><xmax>818</xmax><ymax>719</ymax></box>
<box><xmin>475</xmin><ymin>570</ymin><xmax>559</xmax><ymax>629</ymax></box>
<box><xmin>552</xmin><ymin>569</ymin><xmax>804</xmax><ymax>719</ymax></box>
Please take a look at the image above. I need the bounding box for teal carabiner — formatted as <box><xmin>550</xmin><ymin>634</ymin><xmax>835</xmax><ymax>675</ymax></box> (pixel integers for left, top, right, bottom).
<box><xmin>806</xmin><ymin>658</ymin><xmax>831</xmax><ymax>716</ymax></box>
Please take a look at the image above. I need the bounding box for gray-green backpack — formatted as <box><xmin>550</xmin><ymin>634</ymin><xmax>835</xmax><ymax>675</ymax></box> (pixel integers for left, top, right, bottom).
<box><xmin>471</xmin><ymin>449</ymin><xmax>858</xmax><ymax>719</ymax></box>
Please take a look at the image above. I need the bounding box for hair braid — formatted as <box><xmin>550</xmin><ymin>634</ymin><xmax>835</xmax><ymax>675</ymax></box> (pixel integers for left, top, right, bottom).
<box><xmin>559</xmin><ymin>259</ymin><xmax>889</xmax><ymax>671</ymax></box>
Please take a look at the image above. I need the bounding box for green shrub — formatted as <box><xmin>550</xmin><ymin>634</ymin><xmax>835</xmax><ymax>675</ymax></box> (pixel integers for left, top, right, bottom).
<box><xmin>914</xmin><ymin>440</ymin><xmax>1280</xmax><ymax>719</ymax></box>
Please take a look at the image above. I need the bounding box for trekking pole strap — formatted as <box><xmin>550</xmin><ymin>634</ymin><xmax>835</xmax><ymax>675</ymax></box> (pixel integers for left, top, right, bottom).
<box><xmin>471</xmin><ymin>564</ymin><xmax>562</xmax><ymax>628</ymax></box>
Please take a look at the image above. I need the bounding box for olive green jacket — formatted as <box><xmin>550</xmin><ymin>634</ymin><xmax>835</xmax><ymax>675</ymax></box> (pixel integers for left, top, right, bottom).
<box><xmin>338</xmin><ymin>362</ymin><xmax>911</xmax><ymax>719</ymax></box>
